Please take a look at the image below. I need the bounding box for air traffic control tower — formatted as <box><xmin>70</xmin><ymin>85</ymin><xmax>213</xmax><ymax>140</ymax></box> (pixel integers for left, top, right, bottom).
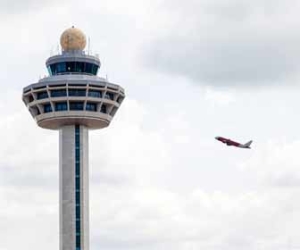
<box><xmin>22</xmin><ymin>27</ymin><xmax>125</xmax><ymax>250</ymax></box>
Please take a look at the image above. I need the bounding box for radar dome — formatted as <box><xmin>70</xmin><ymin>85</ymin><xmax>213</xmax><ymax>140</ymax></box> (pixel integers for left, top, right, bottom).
<box><xmin>60</xmin><ymin>26</ymin><xmax>86</xmax><ymax>51</ymax></box>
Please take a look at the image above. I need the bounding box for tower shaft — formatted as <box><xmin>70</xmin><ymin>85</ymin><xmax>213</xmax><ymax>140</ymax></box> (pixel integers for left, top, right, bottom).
<box><xmin>59</xmin><ymin>125</ymin><xmax>89</xmax><ymax>250</ymax></box>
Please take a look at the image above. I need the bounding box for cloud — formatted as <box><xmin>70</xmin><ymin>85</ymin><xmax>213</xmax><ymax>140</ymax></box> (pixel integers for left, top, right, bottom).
<box><xmin>240</xmin><ymin>139</ymin><xmax>300</xmax><ymax>187</ymax></box>
<box><xmin>1</xmin><ymin>2</ymin><xmax>300</xmax><ymax>249</ymax></box>
<box><xmin>90</xmin><ymin>98</ymin><xmax>172</xmax><ymax>186</ymax></box>
<box><xmin>143</xmin><ymin>0</ymin><xmax>300</xmax><ymax>87</ymax></box>
<box><xmin>0</xmin><ymin>0</ymin><xmax>68</xmax><ymax>15</ymax></box>
<box><xmin>89</xmin><ymin>185</ymin><xmax>300</xmax><ymax>250</ymax></box>
<box><xmin>1</xmin><ymin>88</ymin><xmax>300</xmax><ymax>250</ymax></box>
<box><xmin>204</xmin><ymin>87</ymin><xmax>236</xmax><ymax>106</ymax></box>
<box><xmin>0</xmin><ymin>94</ymin><xmax>57</xmax><ymax>184</ymax></box>
<box><xmin>0</xmin><ymin>185</ymin><xmax>58</xmax><ymax>250</ymax></box>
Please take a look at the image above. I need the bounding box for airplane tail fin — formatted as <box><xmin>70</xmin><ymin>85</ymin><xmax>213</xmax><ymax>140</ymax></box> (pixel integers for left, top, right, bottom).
<box><xmin>244</xmin><ymin>140</ymin><xmax>252</xmax><ymax>148</ymax></box>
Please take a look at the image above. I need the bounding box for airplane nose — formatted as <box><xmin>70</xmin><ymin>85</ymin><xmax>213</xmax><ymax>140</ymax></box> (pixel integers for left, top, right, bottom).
<box><xmin>215</xmin><ymin>136</ymin><xmax>219</xmax><ymax>140</ymax></box>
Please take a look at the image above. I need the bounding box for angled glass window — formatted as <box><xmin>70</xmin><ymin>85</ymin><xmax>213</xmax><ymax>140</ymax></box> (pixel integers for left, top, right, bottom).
<box><xmin>92</xmin><ymin>64</ymin><xmax>99</xmax><ymax>75</ymax></box>
<box><xmin>44</xmin><ymin>104</ymin><xmax>52</xmax><ymax>113</ymax></box>
<box><xmin>100</xmin><ymin>104</ymin><xmax>107</xmax><ymax>114</ymax></box>
<box><xmin>28</xmin><ymin>95</ymin><xmax>34</xmax><ymax>102</ymax></box>
<box><xmin>69</xmin><ymin>89</ymin><xmax>86</xmax><ymax>97</ymax></box>
<box><xmin>83</xmin><ymin>62</ymin><xmax>98</xmax><ymax>75</ymax></box>
<box><xmin>75</xmin><ymin>62</ymin><xmax>84</xmax><ymax>73</ymax></box>
<box><xmin>37</xmin><ymin>92</ymin><xmax>48</xmax><ymax>100</ymax></box>
<box><xmin>85</xmin><ymin>63</ymin><xmax>92</xmax><ymax>74</ymax></box>
<box><xmin>57</xmin><ymin>62</ymin><xmax>66</xmax><ymax>73</ymax></box>
<box><xmin>30</xmin><ymin>106</ymin><xmax>40</xmax><ymax>116</ymax></box>
<box><xmin>66</xmin><ymin>62</ymin><xmax>75</xmax><ymax>72</ymax></box>
<box><xmin>50</xmin><ymin>62</ymin><xmax>66</xmax><ymax>75</ymax></box>
<box><xmin>116</xmin><ymin>96</ymin><xmax>122</xmax><ymax>103</ymax></box>
<box><xmin>88</xmin><ymin>90</ymin><xmax>102</xmax><ymax>98</ymax></box>
<box><xmin>49</xmin><ymin>62</ymin><xmax>99</xmax><ymax>76</ymax></box>
<box><xmin>49</xmin><ymin>64</ymin><xmax>57</xmax><ymax>75</ymax></box>
<box><xmin>47</xmin><ymin>66</ymin><xmax>52</xmax><ymax>76</ymax></box>
<box><xmin>70</xmin><ymin>102</ymin><xmax>84</xmax><ymax>110</ymax></box>
<box><xmin>86</xmin><ymin>102</ymin><xmax>97</xmax><ymax>111</ymax></box>
<box><xmin>55</xmin><ymin>102</ymin><xmax>68</xmax><ymax>111</ymax></box>
<box><xmin>104</xmin><ymin>92</ymin><xmax>114</xmax><ymax>100</ymax></box>
<box><xmin>51</xmin><ymin>89</ymin><xmax>67</xmax><ymax>97</ymax></box>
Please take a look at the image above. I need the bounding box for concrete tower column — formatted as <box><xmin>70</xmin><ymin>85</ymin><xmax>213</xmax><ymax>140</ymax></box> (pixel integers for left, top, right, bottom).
<box><xmin>59</xmin><ymin>125</ymin><xmax>89</xmax><ymax>250</ymax></box>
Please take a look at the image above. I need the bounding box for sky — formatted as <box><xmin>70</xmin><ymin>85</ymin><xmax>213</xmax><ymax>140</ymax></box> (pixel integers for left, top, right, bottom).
<box><xmin>1</xmin><ymin>0</ymin><xmax>300</xmax><ymax>249</ymax></box>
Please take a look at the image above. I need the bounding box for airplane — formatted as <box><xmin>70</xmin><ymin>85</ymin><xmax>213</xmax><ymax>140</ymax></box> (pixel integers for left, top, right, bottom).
<box><xmin>215</xmin><ymin>136</ymin><xmax>252</xmax><ymax>149</ymax></box>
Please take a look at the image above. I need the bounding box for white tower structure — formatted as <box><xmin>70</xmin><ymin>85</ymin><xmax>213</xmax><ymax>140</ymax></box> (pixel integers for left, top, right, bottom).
<box><xmin>22</xmin><ymin>27</ymin><xmax>125</xmax><ymax>250</ymax></box>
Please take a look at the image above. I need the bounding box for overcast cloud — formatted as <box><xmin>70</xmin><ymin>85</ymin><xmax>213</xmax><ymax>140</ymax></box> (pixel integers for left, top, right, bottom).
<box><xmin>0</xmin><ymin>0</ymin><xmax>68</xmax><ymax>15</ymax></box>
<box><xmin>1</xmin><ymin>0</ymin><xmax>300</xmax><ymax>249</ymax></box>
<box><xmin>144</xmin><ymin>0</ymin><xmax>300</xmax><ymax>86</ymax></box>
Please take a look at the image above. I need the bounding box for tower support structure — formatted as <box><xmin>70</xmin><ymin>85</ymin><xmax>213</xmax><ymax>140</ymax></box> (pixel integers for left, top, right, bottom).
<box><xmin>59</xmin><ymin>125</ymin><xmax>89</xmax><ymax>250</ymax></box>
<box><xmin>22</xmin><ymin>27</ymin><xmax>125</xmax><ymax>250</ymax></box>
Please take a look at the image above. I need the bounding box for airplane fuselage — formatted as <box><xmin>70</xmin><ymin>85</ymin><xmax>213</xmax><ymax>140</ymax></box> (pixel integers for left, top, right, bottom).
<box><xmin>215</xmin><ymin>136</ymin><xmax>252</xmax><ymax>149</ymax></box>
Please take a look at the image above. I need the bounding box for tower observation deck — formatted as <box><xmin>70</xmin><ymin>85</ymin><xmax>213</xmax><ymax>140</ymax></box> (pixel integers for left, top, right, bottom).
<box><xmin>22</xmin><ymin>27</ymin><xmax>125</xmax><ymax>250</ymax></box>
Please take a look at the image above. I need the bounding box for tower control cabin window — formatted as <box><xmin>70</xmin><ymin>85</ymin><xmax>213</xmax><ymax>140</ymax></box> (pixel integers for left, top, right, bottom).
<box><xmin>70</xmin><ymin>102</ymin><xmax>84</xmax><ymax>110</ymax></box>
<box><xmin>55</xmin><ymin>102</ymin><xmax>68</xmax><ymax>111</ymax></box>
<box><xmin>69</xmin><ymin>89</ymin><xmax>86</xmax><ymax>97</ymax></box>
<box><xmin>104</xmin><ymin>92</ymin><xmax>114</xmax><ymax>100</ymax></box>
<box><xmin>49</xmin><ymin>62</ymin><xmax>99</xmax><ymax>75</ymax></box>
<box><xmin>37</xmin><ymin>91</ymin><xmax>48</xmax><ymax>100</ymax></box>
<box><xmin>51</xmin><ymin>89</ymin><xmax>67</xmax><ymax>97</ymax></box>
<box><xmin>100</xmin><ymin>104</ymin><xmax>107</xmax><ymax>114</ymax></box>
<box><xmin>44</xmin><ymin>104</ymin><xmax>52</xmax><ymax>113</ymax></box>
<box><xmin>88</xmin><ymin>90</ymin><xmax>102</xmax><ymax>98</ymax></box>
<box><xmin>86</xmin><ymin>102</ymin><xmax>97</xmax><ymax>111</ymax></box>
